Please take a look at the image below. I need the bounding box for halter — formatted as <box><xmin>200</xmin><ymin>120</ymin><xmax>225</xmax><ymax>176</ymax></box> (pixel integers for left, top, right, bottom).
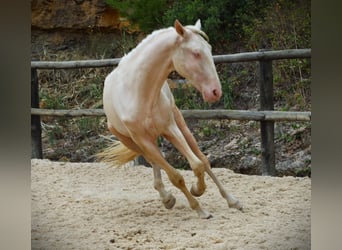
<box><xmin>186</xmin><ymin>27</ymin><xmax>209</xmax><ymax>42</ymax></box>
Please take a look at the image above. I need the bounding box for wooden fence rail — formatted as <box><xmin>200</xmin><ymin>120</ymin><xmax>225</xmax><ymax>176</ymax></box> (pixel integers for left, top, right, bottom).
<box><xmin>31</xmin><ymin>108</ymin><xmax>311</xmax><ymax>121</ymax></box>
<box><xmin>31</xmin><ymin>49</ymin><xmax>310</xmax><ymax>69</ymax></box>
<box><xmin>31</xmin><ymin>48</ymin><xmax>311</xmax><ymax>176</ymax></box>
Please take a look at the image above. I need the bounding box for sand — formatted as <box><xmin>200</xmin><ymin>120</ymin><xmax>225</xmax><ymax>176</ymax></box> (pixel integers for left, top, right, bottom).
<box><xmin>31</xmin><ymin>159</ymin><xmax>311</xmax><ymax>249</ymax></box>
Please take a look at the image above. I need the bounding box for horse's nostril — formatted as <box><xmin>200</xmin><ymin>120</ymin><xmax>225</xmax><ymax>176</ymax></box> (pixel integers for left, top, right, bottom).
<box><xmin>213</xmin><ymin>89</ymin><xmax>218</xmax><ymax>97</ymax></box>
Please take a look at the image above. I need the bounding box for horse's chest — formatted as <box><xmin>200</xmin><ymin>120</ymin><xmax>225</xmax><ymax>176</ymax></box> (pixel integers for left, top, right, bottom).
<box><xmin>136</xmin><ymin>97</ymin><xmax>173</xmax><ymax>137</ymax></box>
<box><xmin>150</xmin><ymin>103</ymin><xmax>173</xmax><ymax>130</ymax></box>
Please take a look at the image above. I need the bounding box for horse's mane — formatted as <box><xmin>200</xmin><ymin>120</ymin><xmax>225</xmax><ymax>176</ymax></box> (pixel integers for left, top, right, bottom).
<box><xmin>119</xmin><ymin>27</ymin><xmax>173</xmax><ymax>65</ymax></box>
<box><xmin>119</xmin><ymin>24</ymin><xmax>209</xmax><ymax>65</ymax></box>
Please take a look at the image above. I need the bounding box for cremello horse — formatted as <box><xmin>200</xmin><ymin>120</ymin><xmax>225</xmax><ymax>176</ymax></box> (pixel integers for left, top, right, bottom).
<box><xmin>99</xmin><ymin>20</ymin><xmax>242</xmax><ymax>218</ymax></box>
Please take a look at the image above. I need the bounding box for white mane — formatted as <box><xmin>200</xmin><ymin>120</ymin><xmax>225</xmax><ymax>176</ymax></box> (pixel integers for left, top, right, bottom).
<box><xmin>119</xmin><ymin>27</ymin><xmax>174</xmax><ymax>65</ymax></box>
<box><xmin>120</xmin><ymin>21</ymin><xmax>209</xmax><ymax>65</ymax></box>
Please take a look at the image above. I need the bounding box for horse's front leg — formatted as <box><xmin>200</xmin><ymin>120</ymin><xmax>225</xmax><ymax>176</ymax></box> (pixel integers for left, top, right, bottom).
<box><xmin>172</xmin><ymin>107</ymin><xmax>243</xmax><ymax>210</ymax></box>
<box><xmin>124</xmin><ymin>128</ymin><xmax>211</xmax><ymax>219</ymax></box>
<box><xmin>163</xmin><ymin>123</ymin><xmax>207</xmax><ymax>198</ymax></box>
<box><xmin>152</xmin><ymin>164</ymin><xmax>176</xmax><ymax>209</ymax></box>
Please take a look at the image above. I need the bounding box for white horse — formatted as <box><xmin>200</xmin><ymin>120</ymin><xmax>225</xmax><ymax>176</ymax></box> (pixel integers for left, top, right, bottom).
<box><xmin>98</xmin><ymin>19</ymin><xmax>242</xmax><ymax>218</ymax></box>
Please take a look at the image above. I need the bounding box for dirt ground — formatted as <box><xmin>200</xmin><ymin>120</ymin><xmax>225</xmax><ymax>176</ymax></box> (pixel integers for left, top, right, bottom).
<box><xmin>31</xmin><ymin>159</ymin><xmax>311</xmax><ymax>250</ymax></box>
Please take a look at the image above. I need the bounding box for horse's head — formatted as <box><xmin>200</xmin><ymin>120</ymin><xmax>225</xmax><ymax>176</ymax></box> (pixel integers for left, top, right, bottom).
<box><xmin>172</xmin><ymin>19</ymin><xmax>222</xmax><ymax>103</ymax></box>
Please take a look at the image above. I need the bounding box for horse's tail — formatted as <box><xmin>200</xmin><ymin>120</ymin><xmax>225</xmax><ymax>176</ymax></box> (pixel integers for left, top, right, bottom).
<box><xmin>96</xmin><ymin>140</ymin><xmax>140</xmax><ymax>166</ymax></box>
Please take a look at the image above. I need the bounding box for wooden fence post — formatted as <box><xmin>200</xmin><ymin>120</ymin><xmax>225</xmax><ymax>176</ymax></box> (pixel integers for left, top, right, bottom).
<box><xmin>259</xmin><ymin>51</ymin><xmax>276</xmax><ymax>176</ymax></box>
<box><xmin>31</xmin><ymin>68</ymin><xmax>43</xmax><ymax>159</ymax></box>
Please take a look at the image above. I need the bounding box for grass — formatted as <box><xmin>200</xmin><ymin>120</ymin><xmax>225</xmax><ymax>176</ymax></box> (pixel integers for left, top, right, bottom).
<box><xmin>36</xmin><ymin>58</ymin><xmax>111</xmax><ymax>161</ymax></box>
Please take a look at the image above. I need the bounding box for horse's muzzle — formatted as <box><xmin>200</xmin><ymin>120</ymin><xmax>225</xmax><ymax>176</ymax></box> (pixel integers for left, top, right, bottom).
<box><xmin>202</xmin><ymin>86</ymin><xmax>222</xmax><ymax>103</ymax></box>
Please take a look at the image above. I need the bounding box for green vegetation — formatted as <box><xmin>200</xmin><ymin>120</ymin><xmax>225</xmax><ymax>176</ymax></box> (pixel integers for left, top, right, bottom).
<box><xmin>105</xmin><ymin>0</ymin><xmax>168</xmax><ymax>33</ymax></box>
<box><xmin>106</xmin><ymin>0</ymin><xmax>310</xmax><ymax>51</ymax></box>
<box><xmin>106</xmin><ymin>0</ymin><xmax>310</xmax><ymax>111</ymax></box>
<box><xmin>106</xmin><ymin>0</ymin><xmax>277</xmax><ymax>48</ymax></box>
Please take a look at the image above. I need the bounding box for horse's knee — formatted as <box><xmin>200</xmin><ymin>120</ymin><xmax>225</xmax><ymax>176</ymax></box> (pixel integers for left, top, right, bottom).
<box><xmin>190</xmin><ymin>162</ymin><xmax>207</xmax><ymax>196</ymax></box>
<box><xmin>190</xmin><ymin>159</ymin><xmax>205</xmax><ymax>175</ymax></box>
<box><xmin>169</xmin><ymin>171</ymin><xmax>185</xmax><ymax>189</ymax></box>
<box><xmin>193</xmin><ymin>165</ymin><xmax>205</xmax><ymax>178</ymax></box>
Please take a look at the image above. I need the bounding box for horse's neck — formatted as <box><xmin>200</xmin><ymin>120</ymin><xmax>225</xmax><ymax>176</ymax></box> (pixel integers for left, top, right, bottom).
<box><xmin>121</xmin><ymin>29</ymin><xmax>177</xmax><ymax>106</ymax></box>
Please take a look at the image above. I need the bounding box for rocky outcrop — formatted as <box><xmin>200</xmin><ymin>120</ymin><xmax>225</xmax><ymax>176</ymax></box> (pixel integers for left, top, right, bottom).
<box><xmin>31</xmin><ymin>0</ymin><xmax>131</xmax><ymax>31</ymax></box>
<box><xmin>31</xmin><ymin>0</ymin><xmax>140</xmax><ymax>60</ymax></box>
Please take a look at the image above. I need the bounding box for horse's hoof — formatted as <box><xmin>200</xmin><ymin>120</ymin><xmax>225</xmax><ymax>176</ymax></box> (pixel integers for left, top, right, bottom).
<box><xmin>229</xmin><ymin>200</ymin><xmax>243</xmax><ymax>211</ymax></box>
<box><xmin>163</xmin><ymin>194</ymin><xmax>176</xmax><ymax>209</ymax></box>
<box><xmin>204</xmin><ymin>214</ymin><xmax>213</xmax><ymax>219</ymax></box>
<box><xmin>197</xmin><ymin>209</ymin><xmax>213</xmax><ymax>219</ymax></box>
<box><xmin>195</xmin><ymin>205</ymin><xmax>212</xmax><ymax>219</ymax></box>
<box><xmin>190</xmin><ymin>184</ymin><xmax>204</xmax><ymax>197</ymax></box>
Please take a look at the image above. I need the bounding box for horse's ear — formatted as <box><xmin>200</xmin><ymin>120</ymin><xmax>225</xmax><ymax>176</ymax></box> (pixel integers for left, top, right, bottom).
<box><xmin>175</xmin><ymin>19</ymin><xmax>185</xmax><ymax>37</ymax></box>
<box><xmin>195</xmin><ymin>19</ymin><xmax>201</xmax><ymax>30</ymax></box>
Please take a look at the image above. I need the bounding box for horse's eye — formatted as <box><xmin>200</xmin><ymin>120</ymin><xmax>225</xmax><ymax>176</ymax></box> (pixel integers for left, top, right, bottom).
<box><xmin>192</xmin><ymin>51</ymin><xmax>201</xmax><ymax>58</ymax></box>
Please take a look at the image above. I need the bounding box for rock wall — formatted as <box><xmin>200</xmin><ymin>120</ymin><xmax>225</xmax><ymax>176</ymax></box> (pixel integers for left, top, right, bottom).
<box><xmin>31</xmin><ymin>0</ymin><xmax>129</xmax><ymax>31</ymax></box>
<box><xmin>31</xmin><ymin>0</ymin><xmax>138</xmax><ymax>59</ymax></box>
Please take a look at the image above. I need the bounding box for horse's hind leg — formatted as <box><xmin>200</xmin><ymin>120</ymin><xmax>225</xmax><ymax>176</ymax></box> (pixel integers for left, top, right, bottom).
<box><xmin>152</xmin><ymin>164</ymin><xmax>176</xmax><ymax>209</ymax></box>
<box><xmin>108</xmin><ymin>125</ymin><xmax>142</xmax><ymax>154</ymax></box>
<box><xmin>172</xmin><ymin>107</ymin><xmax>243</xmax><ymax>210</ymax></box>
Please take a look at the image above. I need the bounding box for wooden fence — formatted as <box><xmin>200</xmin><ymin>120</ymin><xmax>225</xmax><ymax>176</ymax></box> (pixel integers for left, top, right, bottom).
<box><xmin>31</xmin><ymin>49</ymin><xmax>311</xmax><ymax>176</ymax></box>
